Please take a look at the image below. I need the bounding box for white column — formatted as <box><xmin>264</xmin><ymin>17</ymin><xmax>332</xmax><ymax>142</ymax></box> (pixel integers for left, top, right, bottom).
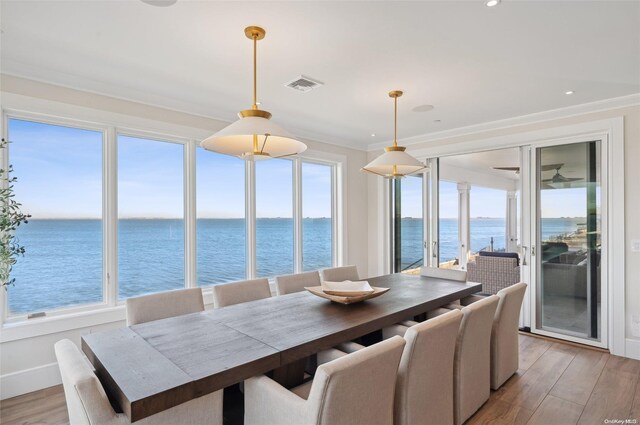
<box><xmin>457</xmin><ymin>183</ymin><xmax>470</xmax><ymax>270</ymax></box>
<box><xmin>506</xmin><ymin>191</ymin><xmax>518</xmax><ymax>253</ymax></box>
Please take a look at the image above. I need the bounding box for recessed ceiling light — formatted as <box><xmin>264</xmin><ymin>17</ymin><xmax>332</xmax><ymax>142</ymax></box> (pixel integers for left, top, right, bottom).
<box><xmin>371</xmin><ymin>133</ymin><xmax>376</xmax><ymax>137</ymax></box>
<box><xmin>434</xmin><ymin>119</ymin><xmax>441</xmax><ymax>123</ymax></box>
<box><xmin>486</xmin><ymin>0</ymin><xmax>500</xmax><ymax>7</ymax></box>
<box><xmin>256</xmin><ymin>101</ymin><xmax>262</xmax><ymax>105</ymax></box>
<box><xmin>565</xmin><ymin>90</ymin><xmax>574</xmax><ymax>95</ymax></box>
<box><xmin>412</xmin><ymin>104</ymin><xmax>435</xmax><ymax>113</ymax></box>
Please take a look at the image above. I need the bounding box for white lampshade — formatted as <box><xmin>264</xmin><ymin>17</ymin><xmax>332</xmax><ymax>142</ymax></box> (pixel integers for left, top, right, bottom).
<box><xmin>362</xmin><ymin>148</ymin><xmax>426</xmax><ymax>178</ymax></box>
<box><xmin>201</xmin><ymin>115</ymin><xmax>307</xmax><ymax>159</ymax></box>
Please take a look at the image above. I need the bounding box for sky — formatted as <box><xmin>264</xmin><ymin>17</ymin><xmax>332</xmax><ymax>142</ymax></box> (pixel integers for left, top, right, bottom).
<box><xmin>399</xmin><ymin>173</ymin><xmax>590</xmax><ymax>219</ymax></box>
<box><xmin>9</xmin><ymin>118</ymin><xmax>332</xmax><ymax>219</ymax></box>
<box><xmin>9</xmin><ymin>118</ymin><xmax>590</xmax><ymax>220</ymax></box>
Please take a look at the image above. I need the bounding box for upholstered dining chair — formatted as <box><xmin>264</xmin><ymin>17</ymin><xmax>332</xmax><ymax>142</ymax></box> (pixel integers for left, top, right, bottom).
<box><xmin>126</xmin><ymin>288</ymin><xmax>204</xmax><ymax>326</ymax></box>
<box><xmin>212</xmin><ymin>278</ymin><xmax>271</xmax><ymax>308</ymax></box>
<box><xmin>420</xmin><ymin>267</ymin><xmax>468</xmax><ymax>282</ymax></box>
<box><xmin>320</xmin><ymin>265</ymin><xmax>360</xmax><ymax>282</ymax></box>
<box><xmin>245</xmin><ymin>336</ymin><xmax>406</xmax><ymax>425</ymax></box>
<box><xmin>317</xmin><ymin>310</ymin><xmax>464</xmax><ymax>425</ymax></box>
<box><xmin>446</xmin><ymin>282</ymin><xmax>528</xmax><ymax>389</ymax></box>
<box><xmin>275</xmin><ymin>271</ymin><xmax>321</xmax><ymax>295</ymax></box>
<box><xmin>449</xmin><ymin>295</ymin><xmax>499</xmax><ymax>425</ymax></box>
<box><xmin>55</xmin><ymin>339</ymin><xmax>222</xmax><ymax>425</ymax></box>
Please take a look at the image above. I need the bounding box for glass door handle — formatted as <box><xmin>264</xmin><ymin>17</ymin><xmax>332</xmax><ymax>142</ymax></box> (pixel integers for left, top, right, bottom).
<box><xmin>522</xmin><ymin>246</ymin><xmax>527</xmax><ymax>266</ymax></box>
<box><xmin>432</xmin><ymin>241</ymin><xmax>437</xmax><ymax>258</ymax></box>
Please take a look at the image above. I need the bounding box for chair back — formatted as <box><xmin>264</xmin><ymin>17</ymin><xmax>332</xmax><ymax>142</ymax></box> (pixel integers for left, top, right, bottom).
<box><xmin>454</xmin><ymin>295</ymin><xmax>499</xmax><ymax>425</ymax></box>
<box><xmin>55</xmin><ymin>339</ymin><xmax>116</xmax><ymax>425</ymax></box>
<box><xmin>321</xmin><ymin>265</ymin><xmax>360</xmax><ymax>282</ymax></box>
<box><xmin>307</xmin><ymin>336</ymin><xmax>405</xmax><ymax>425</ymax></box>
<box><xmin>126</xmin><ymin>288</ymin><xmax>204</xmax><ymax>326</ymax></box>
<box><xmin>396</xmin><ymin>309</ymin><xmax>463</xmax><ymax>425</ymax></box>
<box><xmin>275</xmin><ymin>271</ymin><xmax>321</xmax><ymax>295</ymax></box>
<box><xmin>491</xmin><ymin>282</ymin><xmax>527</xmax><ymax>389</ymax></box>
<box><xmin>421</xmin><ymin>267</ymin><xmax>467</xmax><ymax>282</ymax></box>
<box><xmin>212</xmin><ymin>278</ymin><xmax>271</xmax><ymax>308</ymax></box>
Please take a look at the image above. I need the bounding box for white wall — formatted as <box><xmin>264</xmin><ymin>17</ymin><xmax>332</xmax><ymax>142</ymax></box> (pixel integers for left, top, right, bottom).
<box><xmin>0</xmin><ymin>75</ymin><xmax>370</xmax><ymax>399</ymax></box>
<box><xmin>366</xmin><ymin>102</ymin><xmax>640</xmax><ymax>358</ymax></box>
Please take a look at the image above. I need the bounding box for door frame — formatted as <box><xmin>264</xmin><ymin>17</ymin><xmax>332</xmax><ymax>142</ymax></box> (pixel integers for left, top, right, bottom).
<box><xmin>405</xmin><ymin>117</ymin><xmax>625</xmax><ymax>356</ymax></box>
<box><xmin>528</xmin><ymin>135</ymin><xmax>609</xmax><ymax>349</ymax></box>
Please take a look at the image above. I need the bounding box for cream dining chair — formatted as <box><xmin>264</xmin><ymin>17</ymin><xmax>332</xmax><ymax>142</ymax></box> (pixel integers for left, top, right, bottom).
<box><xmin>212</xmin><ymin>278</ymin><xmax>271</xmax><ymax>308</ymax></box>
<box><xmin>245</xmin><ymin>336</ymin><xmax>406</xmax><ymax>425</ymax></box>
<box><xmin>317</xmin><ymin>310</ymin><xmax>464</xmax><ymax>425</ymax></box>
<box><xmin>275</xmin><ymin>270</ymin><xmax>321</xmax><ymax>295</ymax></box>
<box><xmin>446</xmin><ymin>282</ymin><xmax>528</xmax><ymax>389</ymax></box>
<box><xmin>421</xmin><ymin>267</ymin><xmax>468</xmax><ymax>282</ymax></box>
<box><xmin>446</xmin><ymin>295</ymin><xmax>499</xmax><ymax>425</ymax></box>
<box><xmin>55</xmin><ymin>339</ymin><xmax>222</xmax><ymax>425</ymax></box>
<box><xmin>125</xmin><ymin>288</ymin><xmax>205</xmax><ymax>326</ymax></box>
<box><xmin>320</xmin><ymin>265</ymin><xmax>360</xmax><ymax>282</ymax></box>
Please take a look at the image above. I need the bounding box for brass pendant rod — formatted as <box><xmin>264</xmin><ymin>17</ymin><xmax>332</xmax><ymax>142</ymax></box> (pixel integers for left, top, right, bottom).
<box><xmin>393</xmin><ymin>95</ymin><xmax>398</xmax><ymax>147</ymax></box>
<box><xmin>253</xmin><ymin>35</ymin><xmax>257</xmax><ymax>110</ymax></box>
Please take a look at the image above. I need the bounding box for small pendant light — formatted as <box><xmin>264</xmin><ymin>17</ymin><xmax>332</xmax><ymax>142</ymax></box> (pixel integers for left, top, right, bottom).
<box><xmin>362</xmin><ymin>90</ymin><xmax>426</xmax><ymax>178</ymax></box>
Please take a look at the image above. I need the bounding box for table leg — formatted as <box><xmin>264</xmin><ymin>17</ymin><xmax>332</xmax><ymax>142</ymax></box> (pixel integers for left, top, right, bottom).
<box><xmin>270</xmin><ymin>358</ymin><xmax>307</xmax><ymax>389</ymax></box>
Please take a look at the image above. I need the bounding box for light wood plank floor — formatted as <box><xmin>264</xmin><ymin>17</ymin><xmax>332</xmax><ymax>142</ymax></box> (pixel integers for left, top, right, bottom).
<box><xmin>2</xmin><ymin>334</ymin><xmax>639</xmax><ymax>425</ymax></box>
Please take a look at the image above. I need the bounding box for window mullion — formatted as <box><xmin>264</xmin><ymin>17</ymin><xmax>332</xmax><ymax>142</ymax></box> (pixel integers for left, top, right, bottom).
<box><xmin>246</xmin><ymin>160</ymin><xmax>256</xmax><ymax>279</ymax></box>
<box><xmin>105</xmin><ymin>126</ymin><xmax>118</xmax><ymax>306</ymax></box>
<box><xmin>293</xmin><ymin>159</ymin><xmax>303</xmax><ymax>273</ymax></box>
<box><xmin>184</xmin><ymin>141</ymin><xmax>197</xmax><ymax>288</ymax></box>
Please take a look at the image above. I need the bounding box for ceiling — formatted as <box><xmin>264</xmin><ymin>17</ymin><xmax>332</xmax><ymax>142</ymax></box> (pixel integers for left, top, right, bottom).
<box><xmin>440</xmin><ymin>148</ymin><xmax>521</xmax><ymax>181</ymax></box>
<box><xmin>1</xmin><ymin>1</ymin><xmax>639</xmax><ymax>150</ymax></box>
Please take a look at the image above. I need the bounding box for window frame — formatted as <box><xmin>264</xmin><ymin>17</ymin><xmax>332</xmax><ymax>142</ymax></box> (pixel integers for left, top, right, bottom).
<box><xmin>0</xmin><ymin>108</ymin><xmax>344</xmax><ymax>327</ymax></box>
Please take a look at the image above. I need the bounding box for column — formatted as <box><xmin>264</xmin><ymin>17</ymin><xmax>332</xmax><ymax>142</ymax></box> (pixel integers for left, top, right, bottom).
<box><xmin>457</xmin><ymin>183</ymin><xmax>470</xmax><ymax>270</ymax></box>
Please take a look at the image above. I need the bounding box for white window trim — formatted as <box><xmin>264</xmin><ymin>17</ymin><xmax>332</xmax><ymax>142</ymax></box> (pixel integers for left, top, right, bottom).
<box><xmin>0</xmin><ymin>99</ymin><xmax>347</xmax><ymax>341</ymax></box>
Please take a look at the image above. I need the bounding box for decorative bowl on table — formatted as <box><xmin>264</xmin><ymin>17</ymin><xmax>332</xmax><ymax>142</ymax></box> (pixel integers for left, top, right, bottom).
<box><xmin>305</xmin><ymin>280</ymin><xmax>390</xmax><ymax>304</ymax></box>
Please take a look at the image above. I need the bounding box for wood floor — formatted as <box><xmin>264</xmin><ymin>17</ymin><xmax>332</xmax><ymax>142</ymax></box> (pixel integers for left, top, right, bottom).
<box><xmin>2</xmin><ymin>334</ymin><xmax>639</xmax><ymax>425</ymax></box>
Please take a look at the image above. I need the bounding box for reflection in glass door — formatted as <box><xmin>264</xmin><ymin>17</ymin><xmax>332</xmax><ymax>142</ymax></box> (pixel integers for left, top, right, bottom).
<box><xmin>535</xmin><ymin>141</ymin><xmax>603</xmax><ymax>342</ymax></box>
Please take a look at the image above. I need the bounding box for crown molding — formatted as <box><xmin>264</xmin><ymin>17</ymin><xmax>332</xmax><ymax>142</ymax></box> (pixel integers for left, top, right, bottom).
<box><xmin>366</xmin><ymin>93</ymin><xmax>640</xmax><ymax>152</ymax></box>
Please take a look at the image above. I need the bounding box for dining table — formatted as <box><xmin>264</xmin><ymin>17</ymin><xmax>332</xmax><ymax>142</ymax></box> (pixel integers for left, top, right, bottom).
<box><xmin>81</xmin><ymin>273</ymin><xmax>482</xmax><ymax>422</ymax></box>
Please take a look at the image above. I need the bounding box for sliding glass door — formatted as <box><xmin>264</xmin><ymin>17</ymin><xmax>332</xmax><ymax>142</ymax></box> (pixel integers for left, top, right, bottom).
<box><xmin>532</xmin><ymin>140</ymin><xmax>605</xmax><ymax>345</ymax></box>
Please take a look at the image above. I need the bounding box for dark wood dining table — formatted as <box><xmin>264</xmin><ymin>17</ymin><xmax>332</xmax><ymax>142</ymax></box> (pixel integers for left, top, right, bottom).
<box><xmin>81</xmin><ymin>273</ymin><xmax>481</xmax><ymax>422</ymax></box>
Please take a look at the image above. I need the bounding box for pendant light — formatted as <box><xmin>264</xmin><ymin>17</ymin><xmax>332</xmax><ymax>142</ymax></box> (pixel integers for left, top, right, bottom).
<box><xmin>201</xmin><ymin>26</ymin><xmax>307</xmax><ymax>160</ymax></box>
<box><xmin>362</xmin><ymin>91</ymin><xmax>426</xmax><ymax>178</ymax></box>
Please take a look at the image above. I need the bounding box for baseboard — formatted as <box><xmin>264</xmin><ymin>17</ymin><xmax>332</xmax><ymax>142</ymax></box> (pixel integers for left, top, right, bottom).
<box><xmin>0</xmin><ymin>362</ymin><xmax>61</xmax><ymax>400</ymax></box>
<box><xmin>626</xmin><ymin>338</ymin><xmax>640</xmax><ymax>360</ymax></box>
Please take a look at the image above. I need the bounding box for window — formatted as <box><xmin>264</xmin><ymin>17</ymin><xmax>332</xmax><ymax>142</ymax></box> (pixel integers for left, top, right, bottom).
<box><xmin>390</xmin><ymin>175</ymin><xmax>424</xmax><ymax>273</ymax></box>
<box><xmin>117</xmin><ymin>135</ymin><xmax>184</xmax><ymax>299</ymax></box>
<box><xmin>255</xmin><ymin>158</ymin><xmax>294</xmax><ymax>277</ymax></box>
<box><xmin>302</xmin><ymin>162</ymin><xmax>333</xmax><ymax>271</ymax></box>
<box><xmin>7</xmin><ymin>118</ymin><xmax>103</xmax><ymax>314</ymax></box>
<box><xmin>3</xmin><ymin>112</ymin><xmax>341</xmax><ymax>320</ymax></box>
<box><xmin>196</xmin><ymin>148</ymin><xmax>246</xmax><ymax>285</ymax></box>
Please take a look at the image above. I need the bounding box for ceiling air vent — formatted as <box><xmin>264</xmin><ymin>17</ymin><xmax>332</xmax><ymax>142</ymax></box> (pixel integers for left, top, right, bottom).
<box><xmin>284</xmin><ymin>75</ymin><xmax>324</xmax><ymax>93</ymax></box>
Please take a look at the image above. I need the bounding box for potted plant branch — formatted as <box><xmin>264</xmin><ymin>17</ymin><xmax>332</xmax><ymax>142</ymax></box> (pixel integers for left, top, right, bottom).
<box><xmin>1</xmin><ymin>138</ymin><xmax>30</xmax><ymax>288</ymax></box>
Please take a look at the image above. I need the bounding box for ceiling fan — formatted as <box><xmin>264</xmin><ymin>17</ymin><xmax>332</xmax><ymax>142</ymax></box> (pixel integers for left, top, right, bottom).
<box><xmin>542</xmin><ymin>164</ymin><xmax>583</xmax><ymax>184</ymax></box>
<box><xmin>492</xmin><ymin>163</ymin><xmax>564</xmax><ymax>175</ymax></box>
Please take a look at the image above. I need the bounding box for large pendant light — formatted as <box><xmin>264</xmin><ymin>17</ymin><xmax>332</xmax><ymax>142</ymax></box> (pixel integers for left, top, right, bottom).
<box><xmin>362</xmin><ymin>90</ymin><xmax>426</xmax><ymax>178</ymax></box>
<box><xmin>201</xmin><ymin>26</ymin><xmax>307</xmax><ymax>160</ymax></box>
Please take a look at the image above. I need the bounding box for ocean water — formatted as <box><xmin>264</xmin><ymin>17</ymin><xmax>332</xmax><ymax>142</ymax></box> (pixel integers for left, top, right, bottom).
<box><xmin>7</xmin><ymin>217</ymin><xmax>582</xmax><ymax>314</ymax></box>
<box><xmin>399</xmin><ymin>217</ymin><xmax>585</xmax><ymax>270</ymax></box>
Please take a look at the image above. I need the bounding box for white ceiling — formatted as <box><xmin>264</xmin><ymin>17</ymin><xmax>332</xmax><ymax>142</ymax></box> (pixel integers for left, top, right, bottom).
<box><xmin>1</xmin><ymin>1</ymin><xmax>639</xmax><ymax>150</ymax></box>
